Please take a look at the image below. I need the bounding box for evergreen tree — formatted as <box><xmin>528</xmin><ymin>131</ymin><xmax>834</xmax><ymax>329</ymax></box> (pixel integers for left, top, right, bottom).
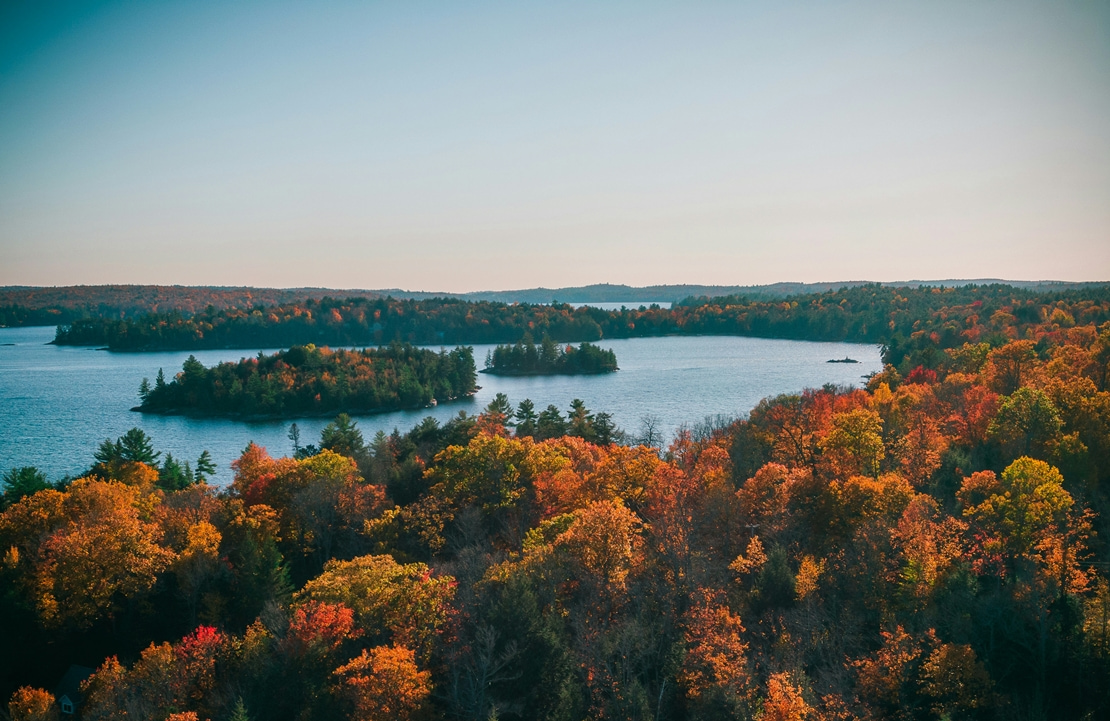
<box><xmin>117</xmin><ymin>428</ymin><xmax>160</xmax><ymax>464</ymax></box>
<box><xmin>540</xmin><ymin>335</ymin><xmax>559</xmax><ymax>369</ymax></box>
<box><xmin>568</xmin><ymin>399</ymin><xmax>594</xmax><ymax>441</ymax></box>
<box><xmin>159</xmin><ymin>453</ymin><xmax>189</xmax><ymax>490</ymax></box>
<box><xmin>1</xmin><ymin>466</ymin><xmax>49</xmax><ymax>507</ymax></box>
<box><xmin>321</xmin><ymin>413</ymin><xmax>368</xmax><ymax>461</ymax></box>
<box><xmin>484</xmin><ymin>393</ymin><xmax>514</xmax><ymax>430</ymax></box>
<box><xmin>536</xmin><ymin>404</ymin><xmax>566</xmax><ymax>440</ymax></box>
<box><xmin>515</xmin><ymin>399</ymin><xmax>538</xmax><ymax>438</ymax></box>
<box><xmin>288</xmin><ymin>422</ymin><xmax>302</xmax><ymax>456</ymax></box>
<box><xmin>195</xmin><ymin>450</ymin><xmax>216</xmax><ymax>483</ymax></box>
<box><xmin>229</xmin><ymin>697</ymin><xmax>251</xmax><ymax>721</ymax></box>
<box><xmin>93</xmin><ymin>438</ymin><xmax>121</xmax><ymax>465</ymax></box>
<box><xmin>592</xmin><ymin>412</ymin><xmax>618</xmax><ymax>445</ymax></box>
<box><xmin>94</xmin><ymin>428</ymin><xmax>160</xmax><ymax>466</ymax></box>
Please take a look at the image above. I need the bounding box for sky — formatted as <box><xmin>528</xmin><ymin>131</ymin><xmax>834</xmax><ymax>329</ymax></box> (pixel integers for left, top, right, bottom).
<box><xmin>1</xmin><ymin>0</ymin><xmax>1108</xmax><ymax>292</ymax></box>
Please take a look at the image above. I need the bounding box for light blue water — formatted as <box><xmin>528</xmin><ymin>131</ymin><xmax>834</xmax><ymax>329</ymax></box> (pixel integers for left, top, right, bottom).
<box><xmin>0</xmin><ymin>326</ymin><xmax>881</xmax><ymax>484</ymax></box>
<box><xmin>577</xmin><ymin>302</ymin><xmax>672</xmax><ymax>310</ymax></box>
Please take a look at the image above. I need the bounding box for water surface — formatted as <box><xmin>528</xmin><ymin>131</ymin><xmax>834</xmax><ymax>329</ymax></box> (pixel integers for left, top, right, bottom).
<box><xmin>0</xmin><ymin>326</ymin><xmax>881</xmax><ymax>484</ymax></box>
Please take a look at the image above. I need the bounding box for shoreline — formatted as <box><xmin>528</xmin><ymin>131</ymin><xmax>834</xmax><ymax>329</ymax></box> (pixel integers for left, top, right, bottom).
<box><xmin>131</xmin><ymin>391</ymin><xmax>479</xmax><ymax>421</ymax></box>
<box><xmin>479</xmin><ymin>368</ymin><xmax>618</xmax><ymax>377</ymax></box>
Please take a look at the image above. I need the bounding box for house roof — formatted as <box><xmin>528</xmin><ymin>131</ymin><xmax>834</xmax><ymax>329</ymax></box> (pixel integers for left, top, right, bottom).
<box><xmin>54</xmin><ymin>665</ymin><xmax>95</xmax><ymax>706</ymax></box>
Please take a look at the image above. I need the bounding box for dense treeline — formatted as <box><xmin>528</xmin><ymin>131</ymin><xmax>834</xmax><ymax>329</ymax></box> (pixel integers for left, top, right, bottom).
<box><xmin>53</xmin><ymin>285</ymin><xmax>1110</xmax><ymax>368</ymax></box>
<box><xmin>138</xmin><ymin>344</ymin><xmax>477</xmax><ymax>418</ymax></box>
<box><xmin>52</xmin><ymin>296</ymin><xmax>611</xmax><ymax>349</ymax></box>
<box><xmin>0</xmin><ymin>304</ymin><xmax>92</xmax><ymax>327</ymax></box>
<box><xmin>6</xmin><ymin>281</ymin><xmax>1100</xmax><ymax>326</ymax></box>
<box><xmin>4</xmin><ymin>320</ymin><xmax>1110</xmax><ymax>719</ymax></box>
<box><xmin>0</xmin><ymin>285</ymin><xmax>390</xmax><ymax>327</ymax></box>
<box><xmin>483</xmin><ymin>335</ymin><xmax>619</xmax><ymax>375</ymax></box>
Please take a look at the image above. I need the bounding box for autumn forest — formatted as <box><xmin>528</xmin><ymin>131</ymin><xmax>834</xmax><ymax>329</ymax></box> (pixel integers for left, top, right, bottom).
<box><xmin>2</xmin><ymin>286</ymin><xmax>1110</xmax><ymax>721</ymax></box>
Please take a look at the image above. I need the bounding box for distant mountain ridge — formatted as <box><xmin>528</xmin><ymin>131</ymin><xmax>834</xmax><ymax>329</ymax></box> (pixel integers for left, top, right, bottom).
<box><xmin>431</xmin><ymin>280</ymin><xmax>1108</xmax><ymax>304</ymax></box>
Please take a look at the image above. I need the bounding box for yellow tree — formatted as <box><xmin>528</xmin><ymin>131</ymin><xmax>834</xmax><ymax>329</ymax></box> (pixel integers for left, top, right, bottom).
<box><xmin>555</xmin><ymin>499</ymin><xmax>643</xmax><ymax>593</ymax></box>
<box><xmin>735</xmin><ymin>463</ymin><xmax>808</xmax><ymax>540</ymax></box>
<box><xmin>987</xmin><ymin>387</ymin><xmax>1063</xmax><ymax>461</ymax></box>
<box><xmin>276</xmin><ymin>450</ymin><xmax>385</xmax><ymax>568</ymax></box>
<box><xmin>958</xmin><ymin>458</ymin><xmax>1073</xmax><ymax>560</ymax></box>
<box><xmin>8</xmin><ymin>687</ymin><xmax>57</xmax><ymax>721</ymax></box>
<box><xmin>0</xmin><ymin>478</ymin><xmax>173</xmax><ymax>628</ymax></box>
<box><xmin>426</xmin><ymin>433</ymin><xmax>536</xmax><ymax>515</ymax></box>
<box><xmin>819</xmin><ymin>409</ymin><xmax>885</xmax><ymax>479</ymax></box>
<box><xmin>295</xmin><ymin>553</ymin><xmax>455</xmax><ymax>660</ymax></box>
<box><xmin>333</xmin><ymin>645</ymin><xmax>431</xmax><ymax>721</ymax></box>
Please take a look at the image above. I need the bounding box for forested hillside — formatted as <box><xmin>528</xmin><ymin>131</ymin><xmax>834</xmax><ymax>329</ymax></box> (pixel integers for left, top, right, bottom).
<box><xmin>51</xmin><ymin>284</ymin><xmax>1110</xmax><ymax>368</ymax></box>
<box><xmin>4</xmin><ymin>322</ymin><xmax>1110</xmax><ymax>719</ymax></box>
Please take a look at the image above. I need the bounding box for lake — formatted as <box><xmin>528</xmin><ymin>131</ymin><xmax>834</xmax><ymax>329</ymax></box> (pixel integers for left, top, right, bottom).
<box><xmin>0</xmin><ymin>325</ymin><xmax>882</xmax><ymax>484</ymax></box>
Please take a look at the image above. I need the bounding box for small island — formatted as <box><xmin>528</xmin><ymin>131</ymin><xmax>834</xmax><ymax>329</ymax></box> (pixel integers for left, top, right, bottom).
<box><xmin>827</xmin><ymin>357</ymin><xmax>859</xmax><ymax>363</ymax></box>
<box><xmin>482</xmin><ymin>335</ymin><xmax>618</xmax><ymax>376</ymax></box>
<box><xmin>136</xmin><ymin>343</ymin><xmax>477</xmax><ymax>418</ymax></box>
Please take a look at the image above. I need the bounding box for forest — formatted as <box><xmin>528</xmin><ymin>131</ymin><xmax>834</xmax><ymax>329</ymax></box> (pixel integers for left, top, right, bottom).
<box><xmin>50</xmin><ymin>284</ymin><xmax>1110</xmax><ymax>366</ymax></box>
<box><xmin>6</xmin><ymin>281</ymin><xmax>1101</xmax><ymax>329</ymax></box>
<box><xmin>483</xmin><ymin>336</ymin><xmax>619</xmax><ymax>376</ymax></box>
<box><xmin>4</xmin><ymin>314</ymin><xmax>1110</xmax><ymax>719</ymax></box>
<box><xmin>136</xmin><ymin>344</ymin><xmax>478</xmax><ymax>418</ymax></box>
<box><xmin>0</xmin><ymin>286</ymin><xmax>392</xmax><ymax>327</ymax></box>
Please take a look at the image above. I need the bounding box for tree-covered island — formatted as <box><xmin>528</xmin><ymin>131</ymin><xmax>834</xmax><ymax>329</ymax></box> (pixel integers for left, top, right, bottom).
<box><xmin>136</xmin><ymin>343</ymin><xmax>477</xmax><ymax>418</ymax></box>
<box><xmin>482</xmin><ymin>336</ymin><xmax>618</xmax><ymax>376</ymax></box>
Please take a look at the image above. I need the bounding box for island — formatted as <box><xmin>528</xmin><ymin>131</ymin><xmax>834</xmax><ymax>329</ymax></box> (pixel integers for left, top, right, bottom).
<box><xmin>135</xmin><ymin>343</ymin><xmax>477</xmax><ymax>418</ymax></box>
<box><xmin>827</xmin><ymin>357</ymin><xmax>859</xmax><ymax>363</ymax></box>
<box><xmin>482</xmin><ymin>336</ymin><xmax>618</xmax><ymax>376</ymax></box>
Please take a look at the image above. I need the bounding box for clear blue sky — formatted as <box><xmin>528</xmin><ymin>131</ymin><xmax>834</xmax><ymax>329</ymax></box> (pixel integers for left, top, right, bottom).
<box><xmin>1</xmin><ymin>1</ymin><xmax>1107</xmax><ymax>291</ymax></box>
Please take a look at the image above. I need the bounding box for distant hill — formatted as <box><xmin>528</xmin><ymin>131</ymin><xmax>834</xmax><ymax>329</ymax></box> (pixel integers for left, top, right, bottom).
<box><xmin>425</xmin><ymin>283</ymin><xmax>862</xmax><ymax>304</ymax></box>
<box><xmin>383</xmin><ymin>279</ymin><xmax>1109</xmax><ymax>304</ymax></box>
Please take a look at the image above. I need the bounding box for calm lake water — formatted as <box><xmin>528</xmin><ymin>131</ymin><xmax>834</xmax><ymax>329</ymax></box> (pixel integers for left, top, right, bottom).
<box><xmin>0</xmin><ymin>326</ymin><xmax>881</xmax><ymax>484</ymax></box>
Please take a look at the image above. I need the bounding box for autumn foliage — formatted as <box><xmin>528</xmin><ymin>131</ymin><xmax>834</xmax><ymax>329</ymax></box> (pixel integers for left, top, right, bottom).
<box><xmin>5</xmin><ymin>316</ymin><xmax>1110</xmax><ymax>719</ymax></box>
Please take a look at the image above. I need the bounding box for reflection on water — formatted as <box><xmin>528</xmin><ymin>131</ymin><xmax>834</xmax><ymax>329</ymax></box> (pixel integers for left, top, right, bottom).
<box><xmin>0</xmin><ymin>326</ymin><xmax>881</xmax><ymax>484</ymax></box>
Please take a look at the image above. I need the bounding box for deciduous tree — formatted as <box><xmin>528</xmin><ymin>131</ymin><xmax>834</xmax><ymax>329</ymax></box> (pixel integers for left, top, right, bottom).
<box><xmin>333</xmin><ymin>645</ymin><xmax>431</xmax><ymax>721</ymax></box>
